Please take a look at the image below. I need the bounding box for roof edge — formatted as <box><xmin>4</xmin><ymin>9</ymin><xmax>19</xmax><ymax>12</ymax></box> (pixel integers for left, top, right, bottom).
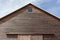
<box><xmin>0</xmin><ymin>3</ymin><xmax>60</xmax><ymax>21</ymax></box>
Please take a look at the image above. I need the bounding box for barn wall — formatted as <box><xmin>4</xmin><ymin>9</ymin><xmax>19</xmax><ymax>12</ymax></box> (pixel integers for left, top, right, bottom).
<box><xmin>0</xmin><ymin>4</ymin><xmax>60</xmax><ymax>40</ymax></box>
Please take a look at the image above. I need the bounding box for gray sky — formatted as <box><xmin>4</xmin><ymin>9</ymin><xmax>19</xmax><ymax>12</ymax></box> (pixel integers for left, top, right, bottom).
<box><xmin>0</xmin><ymin>0</ymin><xmax>60</xmax><ymax>18</ymax></box>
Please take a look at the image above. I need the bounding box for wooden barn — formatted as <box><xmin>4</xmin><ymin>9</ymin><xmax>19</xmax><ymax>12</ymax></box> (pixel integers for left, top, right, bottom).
<box><xmin>0</xmin><ymin>3</ymin><xmax>60</xmax><ymax>40</ymax></box>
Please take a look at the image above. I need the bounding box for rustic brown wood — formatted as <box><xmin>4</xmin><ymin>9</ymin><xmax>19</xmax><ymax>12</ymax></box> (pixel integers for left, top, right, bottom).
<box><xmin>18</xmin><ymin>35</ymin><xmax>31</xmax><ymax>40</ymax></box>
<box><xmin>18</xmin><ymin>35</ymin><xmax>43</xmax><ymax>40</ymax></box>
<box><xmin>0</xmin><ymin>3</ymin><xmax>60</xmax><ymax>40</ymax></box>
<box><xmin>31</xmin><ymin>35</ymin><xmax>43</xmax><ymax>40</ymax></box>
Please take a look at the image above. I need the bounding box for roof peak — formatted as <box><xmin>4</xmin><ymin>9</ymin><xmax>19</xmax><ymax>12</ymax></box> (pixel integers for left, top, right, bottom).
<box><xmin>0</xmin><ymin>3</ymin><xmax>60</xmax><ymax>21</ymax></box>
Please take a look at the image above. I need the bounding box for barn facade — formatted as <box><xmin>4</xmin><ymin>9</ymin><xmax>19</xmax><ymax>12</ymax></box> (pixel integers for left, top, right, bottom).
<box><xmin>0</xmin><ymin>3</ymin><xmax>60</xmax><ymax>40</ymax></box>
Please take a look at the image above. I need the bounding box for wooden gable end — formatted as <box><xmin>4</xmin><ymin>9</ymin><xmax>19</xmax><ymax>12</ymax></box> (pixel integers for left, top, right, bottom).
<box><xmin>0</xmin><ymin>3</ymin><xmax>60</xmax><ymax>34</ymax></box>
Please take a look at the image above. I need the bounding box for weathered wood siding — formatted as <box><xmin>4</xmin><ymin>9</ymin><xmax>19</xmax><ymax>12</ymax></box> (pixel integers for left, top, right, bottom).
<box><xmin>0</xmin><ymin>4</ymin><xmax>60</xmax><ymax>40</ymax></box>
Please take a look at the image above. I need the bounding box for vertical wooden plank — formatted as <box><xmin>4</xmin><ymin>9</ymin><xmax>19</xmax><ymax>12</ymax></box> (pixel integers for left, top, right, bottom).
<box><xmin>18</xmin><ymin>35</ymin><xmax>43</xmax><ymax>40</ymax></box>
<box><xmin>18</xmin><ymin>35</ymin><xmax>31</xmax><ymax>40</ymax></box>
<box><xmin>31</xmin><ymin>35</ymin><xmax>43</xmax><ymax>40</ymax></box>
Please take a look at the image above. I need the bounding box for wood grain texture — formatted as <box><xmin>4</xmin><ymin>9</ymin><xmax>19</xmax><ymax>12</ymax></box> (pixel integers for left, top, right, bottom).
<box><xmin>0</xmin><ymin>3</ymin><xmax>60</xmax><ymax>40</ymax></box>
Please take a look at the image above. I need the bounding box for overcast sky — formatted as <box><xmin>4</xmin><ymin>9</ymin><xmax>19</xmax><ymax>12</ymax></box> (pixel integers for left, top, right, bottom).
<box><xmin>0</xmin><ymin>0</ymin><xmax>60</xmax><ymax>18</ymax></box>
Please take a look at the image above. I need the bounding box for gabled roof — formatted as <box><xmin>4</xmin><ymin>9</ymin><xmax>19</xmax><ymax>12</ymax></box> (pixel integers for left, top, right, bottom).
<box><xmin>0</xmin><ymin>3</ymin><xmax>60</xmax><ymax>34</ymax></box>
<box><xmin>0</xmin><ymin>3</ymin><xmax>60</xmax><ymax>22</ymax></box>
